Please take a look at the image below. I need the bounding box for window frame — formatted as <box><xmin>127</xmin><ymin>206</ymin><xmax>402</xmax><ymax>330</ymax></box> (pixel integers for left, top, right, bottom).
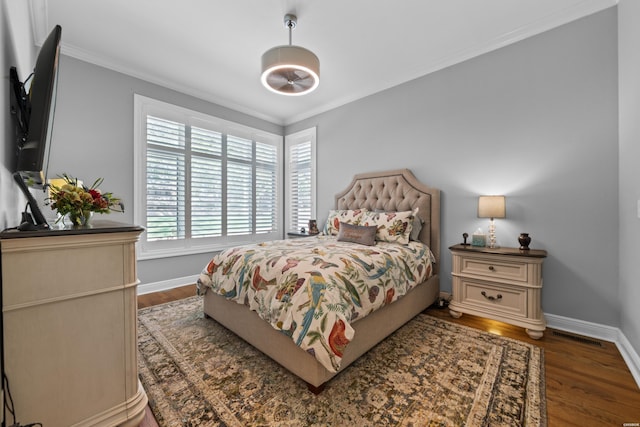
<box><xmin>134</xmin><ymin>95</ymin><xmax>283</xmax><ymax>260</ymax></box>
<box><xmin>284</xmin><ymin>127</ymin><xmax>317</xmax><ymax>233</ymax></box>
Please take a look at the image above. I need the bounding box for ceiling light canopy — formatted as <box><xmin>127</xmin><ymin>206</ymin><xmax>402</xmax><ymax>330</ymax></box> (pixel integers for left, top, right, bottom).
<box><xmin>261</xmin><ymin>14</ymin><xmax>319</xmax><ymax>96</ymax></box>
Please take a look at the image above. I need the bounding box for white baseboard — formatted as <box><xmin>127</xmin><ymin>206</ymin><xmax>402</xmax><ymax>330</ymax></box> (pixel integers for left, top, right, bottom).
<box><xmin>137</xmin><ymin>275</ymin><xmax>200</xmax><ymax>295</ymax></box>
<box><xmin>616</xmin><ymin>331</ymin><xmax>640</xmax><ymax>390</ymax></box>
<box><xmin>546</xmin><ymin>313</ymin><xmax>640</xmax><ymax>389</ymax></box>
<box><xmin>545</xmin><ymin>313</ymin><xmax>620</xmax><ymax>341</ymax></box>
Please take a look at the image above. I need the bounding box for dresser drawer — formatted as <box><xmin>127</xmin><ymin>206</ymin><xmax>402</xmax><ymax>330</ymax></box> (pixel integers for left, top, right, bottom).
<box><xmin>459</xmin><ymin>278</ymin><xmax>527</xmax><ymax>317</ymax></box>
<box><xmin>459</xmin><ymin>255</ymin><xmax>528</xmax><ymax>283</ymax></box>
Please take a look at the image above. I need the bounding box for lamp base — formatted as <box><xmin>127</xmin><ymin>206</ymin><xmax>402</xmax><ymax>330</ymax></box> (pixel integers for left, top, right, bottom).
<box><xmin>488</xmin><ymin>219</ymin><xmax>498</xmax><ymax>248</ymax></box>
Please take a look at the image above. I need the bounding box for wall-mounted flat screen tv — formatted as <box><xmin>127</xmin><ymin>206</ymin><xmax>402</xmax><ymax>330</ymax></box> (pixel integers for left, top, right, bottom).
<box><xmin>9</xmin><ymin>24</ymin><xmax>62</xmax><ymax>229</ymax></box>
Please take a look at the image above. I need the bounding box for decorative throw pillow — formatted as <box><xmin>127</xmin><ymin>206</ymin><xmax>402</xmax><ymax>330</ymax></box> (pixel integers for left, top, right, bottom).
<box><xmin>373</xmin><ymin>208</ymin><xmax>422</xmax><ymax>241</ymax></box>
<box><xmin>410</xmin><ymin>208</ymin><xmax>423</xmax><ymax>241</ymax></box>
<box><xmin>410</xmin><ymin>216</ymin><xmax>424</xmax><ymax>241</ymax></box>
<box><xmin>337</xmin><ymin>222</ymin><xmax>377</xmax><ymax>246</ymax></box>
<box><xmin>323</xmin><ymin>209</ymin><xmax>367</xmax><ymax>235</ymax></box>
<box><xmin>361</xmin><ymin>209</ymin><xmax>414</xmax><ymax>244</ymax></box>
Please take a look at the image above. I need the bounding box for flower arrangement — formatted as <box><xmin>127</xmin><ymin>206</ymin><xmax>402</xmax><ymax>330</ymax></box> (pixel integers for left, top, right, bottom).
<box><xmin>48</xmin><ymin>174</ymin><xmax>124</xmax><ymax>226</ymax></box>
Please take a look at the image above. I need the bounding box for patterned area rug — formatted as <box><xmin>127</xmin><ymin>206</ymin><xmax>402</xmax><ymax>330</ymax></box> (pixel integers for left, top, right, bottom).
<box><xmin>138</xmin><ymin>296</ymin><xmax>546</xmax><ymax>426</ymax></box>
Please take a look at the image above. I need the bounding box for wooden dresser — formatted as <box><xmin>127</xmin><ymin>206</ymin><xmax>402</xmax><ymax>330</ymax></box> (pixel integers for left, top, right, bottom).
<box><xmin>448</xmin><ymin>244</ymin><xmax>547</xmax><ymax>339</ymax></box>
<box><xmin>1</xmin><ymin>222</ymin><xmax>147</xmax><ymax>426</ymax></box>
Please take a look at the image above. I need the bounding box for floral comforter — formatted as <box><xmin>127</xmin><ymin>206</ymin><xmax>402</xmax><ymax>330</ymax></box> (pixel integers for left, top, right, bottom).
<box><xmin>197</xmin><ymin>236</ymin><xmax>435</xmax><ymax>372</ymax></box>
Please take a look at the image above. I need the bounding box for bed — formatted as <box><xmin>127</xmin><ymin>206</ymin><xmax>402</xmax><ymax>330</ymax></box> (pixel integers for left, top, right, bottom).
<box><xmin>197</xmin><ymin>169</ymin><xmax>441</xmax><ymax>392</ymax></box>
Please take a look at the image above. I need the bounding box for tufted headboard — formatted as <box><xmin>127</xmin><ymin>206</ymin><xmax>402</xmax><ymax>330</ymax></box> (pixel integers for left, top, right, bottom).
<box><xmin>334</xmin><ymin>169</ymin><xmax>441</xmax><ymax>272</ymax></box>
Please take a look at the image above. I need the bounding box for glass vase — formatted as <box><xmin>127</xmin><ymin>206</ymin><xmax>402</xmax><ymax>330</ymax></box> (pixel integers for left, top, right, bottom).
<box><xmin>66</xmin><ymin>210</ymin><xmax>93</xmax><ymax>227</ymax></box>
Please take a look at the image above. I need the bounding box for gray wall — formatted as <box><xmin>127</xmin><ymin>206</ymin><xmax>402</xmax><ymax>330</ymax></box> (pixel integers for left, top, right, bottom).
<box><xmin>288</xmin><ymin>9</ymin><xmax>620</xmax><ymax>326</ymax></box>
<box><xmin>618</xmin><ymin>0</ymin><xmax>640</xmax><ymax>358</ymax></box>
<box><xmin>48</xmin><ymin>56</ymin><xmax>283</xmax><ymax>284</ymax></box>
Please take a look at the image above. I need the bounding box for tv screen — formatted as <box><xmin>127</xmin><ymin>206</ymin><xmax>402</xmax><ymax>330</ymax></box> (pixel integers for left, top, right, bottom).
<box><xmin>8</xmin><ymin>25</ymin><xmax>62</xmax><ymax>229</ymax></box>
<box><xmin>14</xmin><ymin>24</ymin><xmax>62</xmax><ymax>188</ymax></box>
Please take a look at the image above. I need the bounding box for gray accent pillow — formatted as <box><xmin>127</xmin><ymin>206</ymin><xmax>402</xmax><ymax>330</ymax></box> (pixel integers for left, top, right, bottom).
<box><xmin>410</xmin><ymin>215</ymin><xmax>423</xmax><ymax>241</ymax></box>
<box><xmin>337</xmin><ymin>222</ymin><xmax>377</xmax><ymax>246</ymax></box>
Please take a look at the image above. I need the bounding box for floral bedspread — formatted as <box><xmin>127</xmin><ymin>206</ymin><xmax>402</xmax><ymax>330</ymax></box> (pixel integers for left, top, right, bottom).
<box><xmin>197</xmin><ymin>236</ymin><xmax>435</xmax><ymax>372</ymax></box>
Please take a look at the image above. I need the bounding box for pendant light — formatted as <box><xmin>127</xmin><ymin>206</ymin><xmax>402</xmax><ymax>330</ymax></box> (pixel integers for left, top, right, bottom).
<box><xmin>261</xmin><ymin>14</ymin><xmax>320</xmax><ymax>96</ymax></box>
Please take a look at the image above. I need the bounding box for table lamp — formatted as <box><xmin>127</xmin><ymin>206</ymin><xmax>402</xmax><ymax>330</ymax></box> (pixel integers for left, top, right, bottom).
<box><xmin>478</xmin><ymin>195</ymin><xmax>506</xmax><ymax>248</ymax></box>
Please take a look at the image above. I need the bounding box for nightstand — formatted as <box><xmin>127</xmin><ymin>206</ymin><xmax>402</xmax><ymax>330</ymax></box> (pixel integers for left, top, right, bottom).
<box><xmin>286</xmin><ymin>231</ymin><xmax>317</xmax><ymax>239</ymax></box>
<box><xmin>448</xmin><ymin>244</ymin><xmax>547</xmax><ymax>339</ymax></box>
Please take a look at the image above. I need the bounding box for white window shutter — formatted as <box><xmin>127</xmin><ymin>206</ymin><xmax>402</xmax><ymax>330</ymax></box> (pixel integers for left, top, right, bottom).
<box><xmin>134</xmin><ymin>95</ymin><xmax>282</xmax><ymax>259</ymax></box>
<box><xmin>145</xmin><ymin>116</ymin><xmax>186</xmax><ymax>241</ymax></box>
<box><xmin>285</xmin><ymin>127</ymin><xmax>316</xmax><ymax>233</ymax></box>
<box><xmin>256</xmin><ymin>141</ymin><xmax>278</xmax><ymax>234</ymax></box>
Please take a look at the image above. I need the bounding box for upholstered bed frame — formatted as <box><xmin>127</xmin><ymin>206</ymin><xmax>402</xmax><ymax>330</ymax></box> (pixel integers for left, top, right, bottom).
<box><xmin>202</xmin><ymin>169</ymin><xmax>441</xmax><ymax>391</ymax></box>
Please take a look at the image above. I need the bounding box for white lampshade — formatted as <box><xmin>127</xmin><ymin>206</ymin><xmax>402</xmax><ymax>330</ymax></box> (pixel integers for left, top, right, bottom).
<box><xmin>478</xmin><ymin>196</ymin><xmax>506</xmax><ymax>219</ymax></box>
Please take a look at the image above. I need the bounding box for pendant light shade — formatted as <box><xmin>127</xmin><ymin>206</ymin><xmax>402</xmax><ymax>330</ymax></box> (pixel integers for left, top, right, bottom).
<box><xmin>261</xmin><ymin>14</ymin><xmax>319</xmax><ymax>96</ymax></box>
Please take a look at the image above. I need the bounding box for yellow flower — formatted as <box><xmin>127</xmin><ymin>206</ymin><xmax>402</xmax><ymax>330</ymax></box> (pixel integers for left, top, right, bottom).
<box><xmin>48</xmin><ymin>173</ymin><xmax>124</xmax><ymax>223</ymax></box>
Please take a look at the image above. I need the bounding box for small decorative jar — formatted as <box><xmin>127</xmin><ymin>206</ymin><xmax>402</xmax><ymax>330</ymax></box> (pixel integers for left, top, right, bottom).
<box><xmin>518</xmin><ymin>233</ymin><xmax>531</xmax><ymax>250</ymax></box>
<box><xmin>308</xmin><ymin>219</ymin><xmax>319</xmax><ymax>235</ymax></box>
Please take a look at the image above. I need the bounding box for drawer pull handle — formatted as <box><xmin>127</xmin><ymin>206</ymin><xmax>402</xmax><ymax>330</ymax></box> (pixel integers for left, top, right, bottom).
<box><xmin>488</xmin><ymin>266</ymin><xmax>495</xmax><ymax>271</ymax></box>
<box><xmin>481</xmin><ymin>291</ymin><xmax>502</xmax><ymax>301</ymax></box>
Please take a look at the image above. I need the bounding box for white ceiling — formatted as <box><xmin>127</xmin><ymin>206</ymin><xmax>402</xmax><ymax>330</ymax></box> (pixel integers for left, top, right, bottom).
<box><xmin>30</xmin><ymin>0</ymin><xmax>615</xmax><ymax>125</ymax></box>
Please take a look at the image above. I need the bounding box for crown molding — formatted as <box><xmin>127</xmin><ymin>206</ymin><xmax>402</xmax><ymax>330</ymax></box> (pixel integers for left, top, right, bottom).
<box><xmin>284</xmin><ymin>0</ymin><xmax>618</xmax><ymax>125</ymax></box>
<box><xmin>29</xmin><ymin>0</ymin><xmax>617</xmax><ymax>127</ymax></box>
<box><xmin>59</xmin><ymin>42</ymin><xmax>285</xmax><ymax>126</ymax></box>
<box><xmin>28</xmin><ymin>0</ymin><xmax>48</xmax><ymax>45</ymax></box>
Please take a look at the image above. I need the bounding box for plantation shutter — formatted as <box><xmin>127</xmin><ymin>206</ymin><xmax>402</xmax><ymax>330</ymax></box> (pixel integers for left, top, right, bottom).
<box><xmin>256</xmin><ymin>141</ymin><xmax>278</xmax><ymax>234</ymax></box>
<box><xmin>227</xmin><ymin>135</ymin><xmax>253</xmax><ymax>236</ymax></box>
<box><xmin>289</xmin><ymin>141</ymin><xmax>312</xmax><ymax>232</ymax></box>
<box><xmin>285</xmin><ymin>127</ymin><xmax>316</xmax><ymax>233</ymax></box>
<box><xmin>191</xmin><ymin>126</ymin><xmax>222</xmax><ymax>238</ymax></box>
<box><xmin>146</xmin><ymin>116</ymin><xmax>186</xmax><ymax>241</ymax></box>
<box><xmin>135</xmin><ymin>95</ymin><xmax>282</xmax><ymax>258</ymax></box>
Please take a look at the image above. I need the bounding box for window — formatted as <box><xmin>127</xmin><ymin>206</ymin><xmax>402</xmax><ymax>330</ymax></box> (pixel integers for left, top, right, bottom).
<box><xmin>134</xmin><ymin>95</ymin><xmax>282</xmax><ymax>259</ymax></box>
<box><xmin>285</xmin><ymin>127</ymin><xmax>316</xmax><ymax>233</ymax></box>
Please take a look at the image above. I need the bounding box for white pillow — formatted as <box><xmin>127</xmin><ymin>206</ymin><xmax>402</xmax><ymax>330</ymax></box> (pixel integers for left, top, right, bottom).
<box><xmin>323</xmin><ymin>209</ymin><xmax>367</xmax><ymax>236</ymax></box>
<box><xmin>361</xmin><ymin>209</ymin><xmax>415</xmax><ymax>244</ymax></box>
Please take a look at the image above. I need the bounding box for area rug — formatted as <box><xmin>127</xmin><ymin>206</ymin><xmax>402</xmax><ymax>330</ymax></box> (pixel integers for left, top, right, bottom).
<box><xmin>138</xmin><ymin>296</ymin><xmax>546</xmax><ymax>426</ymax></box>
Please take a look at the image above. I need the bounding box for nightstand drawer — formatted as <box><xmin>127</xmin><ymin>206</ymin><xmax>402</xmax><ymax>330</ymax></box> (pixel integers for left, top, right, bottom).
<box><xmin>460</xmin><ymin>279</ymin><xmax>527</xmax><ymax>317</ymax></box>
<box><xmin>459</xmin><ymin>255</ymin><xmax>528</xmax><ymax>283</ymax></box>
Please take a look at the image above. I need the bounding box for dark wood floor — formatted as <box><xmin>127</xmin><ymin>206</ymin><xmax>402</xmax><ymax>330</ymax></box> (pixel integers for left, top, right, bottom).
<box><xmin>138</xmin><ymin>284</ymin><xmax>640</xmax><ymax>427</ymax></box>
